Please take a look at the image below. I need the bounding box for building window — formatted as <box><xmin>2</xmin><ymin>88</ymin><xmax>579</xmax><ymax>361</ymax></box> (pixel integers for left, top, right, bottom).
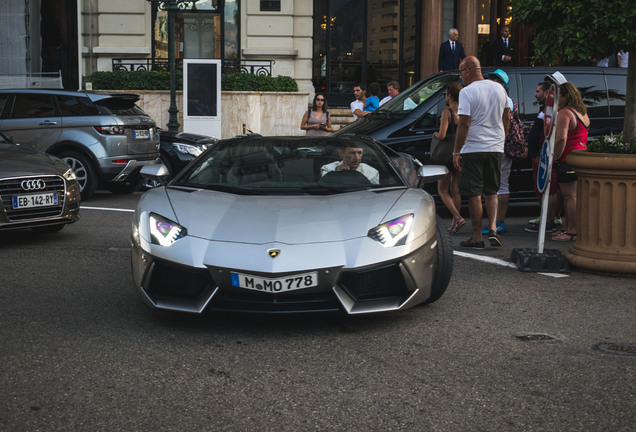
<box><xmin>260</xmin><ymin>0</ymin><xmax>281</xmax><ymax>12</ymax></box>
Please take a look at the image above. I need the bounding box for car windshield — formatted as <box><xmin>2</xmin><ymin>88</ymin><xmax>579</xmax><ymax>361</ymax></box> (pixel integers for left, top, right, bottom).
<box><xmin>375</xmin><ymin>73</ymin><xmax>460</xmax><ymax>114</ymax></box>
<box><xmin>171</xmin><ymin>137</ymin><xmax>408</xmax><ymax>195</ymax></box>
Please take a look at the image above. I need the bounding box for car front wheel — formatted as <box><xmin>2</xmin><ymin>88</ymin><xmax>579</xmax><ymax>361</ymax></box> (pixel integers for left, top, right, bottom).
<box><xmin>426</xmin><ymin>217</ymin><xmax>454</xmax><ymax>304</ymax></box>
<box><xmin>58</xmin><ymin>151</ymin><xmax>97</xmax><ymax>200</ymax></box>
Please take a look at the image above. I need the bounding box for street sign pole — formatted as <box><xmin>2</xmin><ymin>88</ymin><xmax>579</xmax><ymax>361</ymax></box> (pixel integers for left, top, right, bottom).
<box><xmin>536</xmin><ymin>83</ymin><xmax>558</xmax><ymax>253</ymax></box>
<box><xmin>511</xmin><ymin>72</ymin><xmax>570</xmax><ymax>273</ymax></box>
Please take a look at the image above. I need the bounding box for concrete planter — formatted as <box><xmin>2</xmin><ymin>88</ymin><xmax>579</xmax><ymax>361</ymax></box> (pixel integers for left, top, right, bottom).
<box><xmin>565</xmin><ymin>150</ymin><xmax>636</xmax><ymax>275</ymax></box>
<box><xmin>120</xmin><ymin>90</ymin><xmax>309</xmax><ymax>139</ymax></box>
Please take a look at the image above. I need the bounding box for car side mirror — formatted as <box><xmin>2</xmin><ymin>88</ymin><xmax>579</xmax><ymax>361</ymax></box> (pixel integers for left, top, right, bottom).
<box><xmin>140</xmin><ymin>164</ymin><xmax>170</xmax><ymax>185</ymax></box>
<box><xmin>417</xmin><ymin>165</ymin><xmax>449</xmax><ymax>183</ymax></box>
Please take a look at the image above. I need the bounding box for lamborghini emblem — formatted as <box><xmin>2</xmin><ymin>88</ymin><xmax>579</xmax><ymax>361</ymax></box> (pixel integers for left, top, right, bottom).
<box><xmin>268</xmin><ymin>249</ymin><xmax>281</xmax><ymax>258</ymax></box>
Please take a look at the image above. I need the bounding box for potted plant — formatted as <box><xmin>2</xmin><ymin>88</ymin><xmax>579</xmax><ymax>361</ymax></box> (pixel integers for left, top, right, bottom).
<box><xmin>565</xmin><ymin>134</ymin><xmax>636</xmax><ymax>275</ymax></box>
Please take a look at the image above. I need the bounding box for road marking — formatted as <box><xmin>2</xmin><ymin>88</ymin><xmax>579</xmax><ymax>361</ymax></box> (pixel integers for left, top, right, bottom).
<box><xmin>81</xmin><ymin>206</ymin><xmax>135</xmax><ymax>213</ymax></box>
<box><xmin>453</xmin><ymin>250</ymin><xmax>570</xmax><ymax>278</ymax></box>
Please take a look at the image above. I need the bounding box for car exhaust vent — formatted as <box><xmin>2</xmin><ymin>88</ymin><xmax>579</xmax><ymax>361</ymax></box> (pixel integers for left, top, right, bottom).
<box><xmin>340</xmin><ymin>263</ymin><xmax>408</xmax><ymax>301</ymax></box>
<box><xmin>147</xmin><ymin>261</ymin><xmax>213</xmax><ymax>300</ymax></box>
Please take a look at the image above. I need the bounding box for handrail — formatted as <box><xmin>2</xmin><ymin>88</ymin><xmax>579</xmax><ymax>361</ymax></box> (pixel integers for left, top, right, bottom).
<box><xmin>111</xmin><ymin>59</ymin><xmax>274</xmax><ymax>76</ymax></box>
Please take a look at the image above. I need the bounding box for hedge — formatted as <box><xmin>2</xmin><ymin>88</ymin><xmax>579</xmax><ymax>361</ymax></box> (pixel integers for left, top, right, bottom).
<box><xmin>85</xmin><ymin>71</ymin><xmax>298</xmax><ymax>92</ymax></box>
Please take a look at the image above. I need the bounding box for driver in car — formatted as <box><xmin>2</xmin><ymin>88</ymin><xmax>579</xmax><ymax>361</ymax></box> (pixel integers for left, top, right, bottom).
<box><xmin>320</xmin><ymin>144</ymin><xmax>380</xmax><ymax>184</ymax></box>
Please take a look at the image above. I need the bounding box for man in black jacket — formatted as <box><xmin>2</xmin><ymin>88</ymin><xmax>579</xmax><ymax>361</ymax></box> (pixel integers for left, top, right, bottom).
<box><xmin>491</xmin><ymin>25</ymin><xmax>517</xmax><ymax>66</ymax></box>
<box><xmin>438</xmin><ymin>28</ymin><xmax>466</xmax><ymax>72</ymax></box>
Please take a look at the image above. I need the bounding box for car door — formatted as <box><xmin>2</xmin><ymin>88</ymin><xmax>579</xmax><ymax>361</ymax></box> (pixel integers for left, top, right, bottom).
<box><xmin>0</xmin><ymin>93</ymin><xmax>62</xmax><ymax>152</ymax></box>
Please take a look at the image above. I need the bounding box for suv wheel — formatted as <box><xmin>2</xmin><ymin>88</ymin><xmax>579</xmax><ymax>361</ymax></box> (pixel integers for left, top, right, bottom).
<box><xmin>58</xmin><ymin>151</ymin><xmax>98</xmax><ymax>200</ymax></box>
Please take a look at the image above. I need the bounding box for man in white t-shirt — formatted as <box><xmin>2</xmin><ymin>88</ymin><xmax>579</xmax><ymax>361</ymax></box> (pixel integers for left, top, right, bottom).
<box><xmin>320</xmin><ymin>144</ymin><xmax>379</xmax><ymax>184</ymax></box>
<box><xmin>452</xmin><ymin>56</ymin><xmax>510</xmax><ymax>249</ymax></box>
<box><xmin>350</xmin><ymin>84</ymin><xmax>367</xmax><ymax>120</ymax></box>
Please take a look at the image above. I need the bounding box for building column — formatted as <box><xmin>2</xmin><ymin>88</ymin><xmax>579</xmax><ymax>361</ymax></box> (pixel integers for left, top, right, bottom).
<box><xmin>420</xmin><ymin>1</ymin><xmax>443</xmax><ymax>78</ymax></box>
<box><xmin>457</xmin><ymin>0</ymin><xmax>478</xmax><ymax>63</ymax></box>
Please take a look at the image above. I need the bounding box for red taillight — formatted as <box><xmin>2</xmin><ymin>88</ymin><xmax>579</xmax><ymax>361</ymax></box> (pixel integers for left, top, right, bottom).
<box><xmin>113</xmin><ymin>159</ymin><xmax>129</xmax><ymax>164</ymax></box>
<box><xmin>95</xmin><ymin>126</ymin><xmax>124</xmax><ymax>135</ymax></box>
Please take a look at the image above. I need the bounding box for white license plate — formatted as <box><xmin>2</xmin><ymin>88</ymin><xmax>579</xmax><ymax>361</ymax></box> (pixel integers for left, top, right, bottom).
<box><xmin>230</xmin><ymin>271</ymin><xmax>318</xmax><ymax>293</ymax></box>
<box><xmin>134</xmin><ymin>129</ymin><xmax>149</xmax><ymax>139</ymax></box>
<box><xmin>12</xmin><ymin>192</ymin><xmax>58</xmax><ymax>209</ymax></box>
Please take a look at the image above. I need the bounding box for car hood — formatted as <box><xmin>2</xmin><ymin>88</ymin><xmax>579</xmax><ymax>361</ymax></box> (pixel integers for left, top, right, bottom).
<box><xmin>0</xmin><ymin>143</ymin><xmax>69</xmax><ymax>176</ymax></box>
<box><xmin>161</xmin><ymin>187</ymin><xmax>414</xmax><ymax>244</ymax></box>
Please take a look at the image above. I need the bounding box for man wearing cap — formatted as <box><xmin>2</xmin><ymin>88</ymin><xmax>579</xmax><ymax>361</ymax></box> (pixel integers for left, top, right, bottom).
<box><xmin>453</xmin><ymin>57</ymin><xmax>510</xmax><ymax>249</ymax></box>
<box><xmin>484</xmin><ymin>69</ymin><xmax>515</xmax><ymax>236</ymax></box>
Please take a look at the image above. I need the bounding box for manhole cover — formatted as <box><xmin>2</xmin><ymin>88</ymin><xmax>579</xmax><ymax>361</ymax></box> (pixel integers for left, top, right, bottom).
<box><xmin>595</xmin><ymin>343</ymin><xmax>636</xmax><ymax>356</ymax></box>
<box><xmin>516</xmin><ymin>334</ymin><xmax>557</xmax><ymax>342</ymax></box>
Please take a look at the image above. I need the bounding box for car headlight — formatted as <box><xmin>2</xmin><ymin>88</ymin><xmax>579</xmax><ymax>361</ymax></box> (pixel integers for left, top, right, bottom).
<box><xmin>63</xmin><ymin>168</ymin><xmax>77</xmax><ymax>181</ymax></box>
<box><xmin>368</xmin><ymin>214</ymin><xmax>414</xmax><ymax>247</ymax></box>
<box><xmin>149</xmin><ymin>213</ymin><xmax>187</xmax><ymax>246</ymax></box>
<box><xmin>172</xmin><ymin>143</ymin><xmax>203</xmax><ymax>157</ymax></box>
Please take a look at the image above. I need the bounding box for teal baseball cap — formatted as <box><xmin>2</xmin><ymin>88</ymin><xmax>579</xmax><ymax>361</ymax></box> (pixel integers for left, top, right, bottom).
<box><xmin>485</xmin><ymin>69</ymin><xmax>509</xmax><ymax>89</ymax></box>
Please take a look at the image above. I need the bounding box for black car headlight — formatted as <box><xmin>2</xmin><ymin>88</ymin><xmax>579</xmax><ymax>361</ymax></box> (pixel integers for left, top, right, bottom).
<box><xmin>171</xmin><ymin>142</ymin><xmax>204</xmax><ymax>157</ymax></box>
<box><xmin>149</xmin><ymin>212</ymin><xmax>187</xmax><ymax>246</ymax></box>
<box><xmin>368</xmin><ymin>214</ymin><xmax>414</xmax><ymax>247</ymax></box>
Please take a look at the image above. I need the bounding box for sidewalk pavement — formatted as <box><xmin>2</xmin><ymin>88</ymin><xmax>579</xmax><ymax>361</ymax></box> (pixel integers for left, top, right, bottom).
<box><xmin>442</xmin><ymin>203</ymin><xmax>573</xmax><ymax>270</ymax></box>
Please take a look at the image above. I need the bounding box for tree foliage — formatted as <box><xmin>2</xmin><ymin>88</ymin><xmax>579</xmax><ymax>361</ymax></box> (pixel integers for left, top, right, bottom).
<box><xmin>511</xmin><ymin>0</ymin><xmax>635</xmax><ymax>140</ymax></box>
<box><xmin>511</xmin><ymin>0</ymin><xmax>634</xmax><ymax>63</ymax></box>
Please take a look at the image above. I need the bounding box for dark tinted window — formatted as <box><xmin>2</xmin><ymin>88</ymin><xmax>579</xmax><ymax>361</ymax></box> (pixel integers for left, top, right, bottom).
<box><xmin>58</xmin><ymin>95</ymin><xmax>100</xmax><ymax>116</ymax></box>
<box><xmin>569</xmin><ymin>74</ymin><xmax>608</xmax><ymax>118</ymax></box>
<box><xmin>519</xmin><ymin>74</ymin><xmax>547</xmax><ymax>121</ymax></box>
<box><xmin>520</xmin><ymin>72</ymin><xmax>610</xmax><ymax>120</ymax></box>
<box><xmin>0</xmin><ymin>94</ymin><xmax>9</xmax><ymax>118</ymax></box>
<box><xmin>606</xmin><ymin>74</ymin><xmax>627</xmax><ymax>118</ymax></box>
<box><xmin>10</xmin><ymin>94</ymin><xmax>57</xmax><ymax>118</ymax></box>
<box><xmin>95</xmin><ymin>97</ymin><xmax>147</xmax><ymax>116</ymax></box>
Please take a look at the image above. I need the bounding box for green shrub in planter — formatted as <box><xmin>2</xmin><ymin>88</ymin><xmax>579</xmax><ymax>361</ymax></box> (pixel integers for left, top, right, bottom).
<box><xmin>85</xmin><ymin>70</ymin><xmax>297</xmax><ymax>92</ymax></box>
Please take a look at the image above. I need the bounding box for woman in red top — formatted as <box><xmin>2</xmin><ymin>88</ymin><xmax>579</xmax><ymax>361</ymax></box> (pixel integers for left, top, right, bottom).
<box><xmin>552</xmin><ymin>82</ymin><xmax>590</xmax><ymax>241</ymax></box>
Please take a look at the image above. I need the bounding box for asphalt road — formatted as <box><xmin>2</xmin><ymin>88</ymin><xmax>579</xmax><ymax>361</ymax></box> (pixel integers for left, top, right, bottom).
<box><xmin>1</xmin><ymin>191</ymin><xmax>634</xmax><ymax>431</ymax></box>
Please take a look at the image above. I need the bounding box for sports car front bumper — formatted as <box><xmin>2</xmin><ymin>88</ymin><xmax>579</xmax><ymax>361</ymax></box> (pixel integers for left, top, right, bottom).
<box><xmin>131</xmin><ymin>233</ymin><xmax>437</xmax><ymax>314</ymax></box>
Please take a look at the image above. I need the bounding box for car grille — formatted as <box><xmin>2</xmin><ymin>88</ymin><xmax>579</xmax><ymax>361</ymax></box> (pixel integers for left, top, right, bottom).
<box><xmin>0</xmin><ymin>176</ymin><xmax>65</xmax><ymax>221</ymax></box>
<box><xmin>340</xmin><ymin>263</ymin><xmax>409</xmax><ymax>301</ymax></box>
<box><xmin>211</xmin><ymin>289</ymin><xmax>341</xmax><ymax>313</ymax></box>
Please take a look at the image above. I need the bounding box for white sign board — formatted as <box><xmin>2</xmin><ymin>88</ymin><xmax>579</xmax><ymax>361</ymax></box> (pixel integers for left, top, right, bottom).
<box><xmin>183</xmin><ymin>59</ymin><xmax>221</xmax><ymax>139</ymax></box>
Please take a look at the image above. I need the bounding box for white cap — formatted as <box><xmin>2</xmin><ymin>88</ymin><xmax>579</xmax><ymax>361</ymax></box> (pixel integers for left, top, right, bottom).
<box><xmin>545</xmin><ymin>71</ymin><xmax>567</xmax><ymax>86</ymax></box>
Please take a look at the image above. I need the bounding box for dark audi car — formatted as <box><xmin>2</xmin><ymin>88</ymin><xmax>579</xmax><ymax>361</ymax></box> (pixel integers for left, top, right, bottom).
<box><xmin>157</xmin><ymin>130</ymin><xmax>217</xmax><ymax>181</ymax></box>
<box><xmin>0</xmin><ymin>132</ymin><xmax>80</xmax><ymax>233</ymax></box>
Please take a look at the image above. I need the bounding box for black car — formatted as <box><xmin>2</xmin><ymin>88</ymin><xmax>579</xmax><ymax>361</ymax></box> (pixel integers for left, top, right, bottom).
<box><xmin>334</xmin><ymin>67</ymin><xmax>627</xmax><ymax>202</ymax></box>
<box><xmin>157</xmin><ymin>130</ymin><xmax>217</xmax><ymax>181</ymax></box>
<box><xmin>0</xmin><ymin>132</ymin><xmax>80</xmax><ymax>233</ymax></box>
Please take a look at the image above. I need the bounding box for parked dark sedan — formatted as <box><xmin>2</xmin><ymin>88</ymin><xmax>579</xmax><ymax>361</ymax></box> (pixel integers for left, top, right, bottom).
<box><xmin>157</xmin><ymin>130</ymin><xmax>217</xmax><ymax>181</ymax></box>
<box><xmin>0</xmin><ymin>132</ymin><xmax>80</xmax><ymax>233</ymax></box>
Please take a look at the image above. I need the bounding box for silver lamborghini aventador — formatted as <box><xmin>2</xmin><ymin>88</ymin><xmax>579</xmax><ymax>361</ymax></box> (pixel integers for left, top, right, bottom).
<box><xmin>131</xmin><ymin>135</ymin><xmax>453</xmax><ymax>314</ymax></box>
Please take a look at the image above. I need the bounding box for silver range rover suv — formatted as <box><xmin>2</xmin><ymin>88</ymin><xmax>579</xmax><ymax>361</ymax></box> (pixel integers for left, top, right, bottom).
<box><xmin>0</xmin><ymin>89</ymin><xmax>160</xmax><ymax>199</ymax></box>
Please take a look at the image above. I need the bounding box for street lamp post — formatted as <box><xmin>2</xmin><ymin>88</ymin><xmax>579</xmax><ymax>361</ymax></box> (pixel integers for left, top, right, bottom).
<box><xmin>146</xmin><ymin>0</ymin><xmax>198</xmax><ymax>131</ymax></box>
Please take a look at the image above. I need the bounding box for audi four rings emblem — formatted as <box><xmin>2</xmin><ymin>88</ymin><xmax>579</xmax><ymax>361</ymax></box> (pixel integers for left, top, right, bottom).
<box><xmin>21</xmin><ymin>179</ymin><xmax>47</xmax><ymax>191</ymax></box>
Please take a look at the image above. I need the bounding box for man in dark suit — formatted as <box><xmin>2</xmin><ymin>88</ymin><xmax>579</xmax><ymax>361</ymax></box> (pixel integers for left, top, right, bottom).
<box><xmin>492</xmin><ymin>25</ymin><xmax>518</xmax><ymax>66</ymax></box>
<box><xmin>438</xmin><ymin>28</ymin><xmax>466</xmax><ymax>72</ymax></box>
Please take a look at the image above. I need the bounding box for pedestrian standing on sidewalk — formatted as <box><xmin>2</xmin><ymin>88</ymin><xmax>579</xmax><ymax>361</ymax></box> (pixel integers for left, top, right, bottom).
<box><xmin>350</xmin><ymin>83</ymin><xmax>367</xmax><ymax>120</ymax></box>
<box><xmin>434</xmin><ymin>82</ymin><xmax>464</xmax><ymax>234</ymax></box>
<box><xmin>551</xmin><ymin>82</ymin><xmax>590</xmax><ymax>242</ymax></box>
<box><xmin>453</xmin><ymin>56</ymin><xmax>510</xmax><ymax>249</ymax></box>
<box><xmin>301</xmin><ymin>93</ymin><xmax>332</xmax><ymax>136</ymax></box>
<box><xmin>482</xmin><ymin>69</ymin><xmax>516</xmax><ymax>236</ymax></box>
<box><xmin>524</xmin><ymin>81</ymin><xmax>562</xmax><ymax>233</ymax></box>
